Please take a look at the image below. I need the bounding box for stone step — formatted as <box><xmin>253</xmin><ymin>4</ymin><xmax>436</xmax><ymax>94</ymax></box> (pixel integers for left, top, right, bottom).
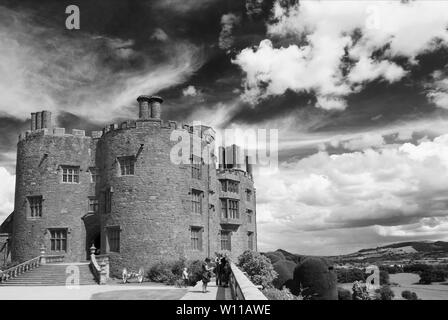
<box><xmin>0</xmin><ymin>263</ymin><xmax>98</xmax><ymax>286</ymax></box>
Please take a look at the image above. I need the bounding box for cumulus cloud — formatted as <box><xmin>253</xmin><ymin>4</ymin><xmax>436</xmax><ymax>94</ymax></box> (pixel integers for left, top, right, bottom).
<box><xmin>256</xmin><ymin>134</ymin><xmax>448</xmax><ymax>254</ymax></box>
<box><xmin>233</xmin><ymin>0</ymin><xmax>448</xmax><ymax>109</ymax></box>
<box><xmin>426</xmin><ymin>70</ymin><xmax>448</xmax><ymax>109</ymax></box>
<box><xmin>219</xmin><ymin>13</ymin><xmax>241</xmax><ymax>50</ymax></box>
<box><xmin>0</xmin><ymin>6</ymin><xmax>204</xmax><ymax>122</ymax></box>
<box><xmin>182</xmin><ymin>85</ymin><xmax>199</xmax><ymax>97</ymax></box>
<box><xmin>0</xmin><ymin>167</ymin><xmax>15</xmax><ymax>223</ymax></box>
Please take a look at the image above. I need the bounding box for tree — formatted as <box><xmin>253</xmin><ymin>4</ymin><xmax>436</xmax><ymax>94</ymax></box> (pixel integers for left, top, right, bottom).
<box><xmin>375</xmin><ymin>285</ymin><xmax>395</xmax><ymax>300</ymax></box>
<box><xmin>237</xmin><ymin>250</ymin><xmax>278</xmax><ymax>288</ymax></box>
<box><xmin>419</xmin><ymin>270</ymin><xmax>434</xmax><ymax>284</ymax></box>
<box><xmin>380</xmin><ymin>270</ymin><xmax>390</xmax><ymax>285</ymax></box>
<box><xmin>272</xmin><ymin>259</ymin><xmax>296</xmax><ymax>289</ymax></box>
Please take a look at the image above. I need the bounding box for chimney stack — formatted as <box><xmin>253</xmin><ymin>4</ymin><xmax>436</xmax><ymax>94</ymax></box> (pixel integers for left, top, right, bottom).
<box><xmin>137</xmin><ymin>95</ymin><xmax>151</xmax><ymax>119</ymax></box>
<box><xmin>30</xmin><ymin>111</ymin><xmax>52</xmax><ymax>131</ymax></box>
<box><xmin>149</xmin><ymin>96</ymin><xmax>163</xmax><ymax>119</ymax></box>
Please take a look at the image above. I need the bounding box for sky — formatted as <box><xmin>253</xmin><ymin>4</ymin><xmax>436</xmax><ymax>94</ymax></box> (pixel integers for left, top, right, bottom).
<box><xmin>1</xmin><ymin>0</ymin><xmax>448</xmax><ymax>255</ymax></box>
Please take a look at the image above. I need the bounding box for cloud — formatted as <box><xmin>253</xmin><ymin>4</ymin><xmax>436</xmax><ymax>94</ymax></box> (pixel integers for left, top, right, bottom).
<box><xmin>151</xmin><ymin>28</ymin><xmax>169</xmax><ymax>42</ymax></box>
<box><xmin>426</xmin><ymin>70</ymin><xmax>448</xmax><ymax>110</ymax></box>
<box><xmin>0</xmin><ymin>6</ymin><xmax>204</xmax><ymax>123</ymax></box>
<box><xmin>255</xmin><ymin>133</ymin><xmax>448</xmax><ymax>254</ymax></box>
<box><xmin>0</xmin><ymin>167</ymin><xmax>15</xmax><ymax>223</ymax></box>
<box><xmin>233</xmin><ymin>0</ymin><xmax>448</xmax><ymax>109</ymax></box>
<box><xmin>219</xmin><ymin>13</ymin><xmax>241</xmax><ymax>50</ymax></box>
<box><xmin>182</xmin><ymin>85</ymin><xmax>199</xmax><ymax>97</ymax></box>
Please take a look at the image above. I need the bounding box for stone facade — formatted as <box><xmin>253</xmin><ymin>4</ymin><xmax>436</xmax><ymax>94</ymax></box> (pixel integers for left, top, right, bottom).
<box><xmin>9</xmin><ymin>96</ymin><xmax>257</xmax><ymax>276</ymax></box>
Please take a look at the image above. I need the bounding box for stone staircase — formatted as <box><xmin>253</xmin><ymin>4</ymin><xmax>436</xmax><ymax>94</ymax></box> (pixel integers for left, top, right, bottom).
<box><xmin>0</xmin><ymin>263</ymin><xmax>97</xmax><ymax>286</ymax></box>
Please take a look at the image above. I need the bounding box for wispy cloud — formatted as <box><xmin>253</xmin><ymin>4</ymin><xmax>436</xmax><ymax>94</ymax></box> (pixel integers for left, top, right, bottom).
<box><xmin>0</xmin><ymin>6</ymin><xmax>205</xmax><ymax>123</ymax></box>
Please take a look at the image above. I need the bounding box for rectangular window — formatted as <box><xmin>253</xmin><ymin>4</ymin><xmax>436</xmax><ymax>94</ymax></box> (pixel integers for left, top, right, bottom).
<box><xmin>190</xmin><ymin>227</ymin><xmax>203</xmax><ymax>251</ymax></box>
<box><xmin>105</xmin><ymin>189</ymin><xmax>112</xmax><ymax>214</ymax></box>
<box><xmin>248</xmin><ymin>232</ymin><xmax>254</xmax><ymax>250</ymax></box>
<box><xmin>220</xmin><ymin>231</ymin><xmax>231</xmax><ymax>251</ymax></box>
<box><xmin>247</xmin><ymin>209</ymin><xmax>253</xmax><ymax>223</ymax></box>
<box><xmin>191</xmin><ymin>189</ymin><xmax>202</xmax><ymax>214</ymax></box>
<box><xmin>220</xmin><ymin>180</ymin><xmax>239</xmax><ymax>193</ymax></box>
<box><xmin>28</xmin><ymin>196</ymin><xmax>43</xmax><ymax>218</ymax></box>
<box><xmin>107</xmin><ymin>227</ymin><xmax>120</xmax><ymax>253</ymax></box>
<box><xmin>246</xmin><ymin>189</ymin><xmax>252</xmax><ymax>201</ymax></box>
<box><xmin>49</xmin><ymin>229</ymin><xmax>67</xmax><ymax>252</ymax></box>
<box><xmin>118</xmin><ymin>156</ymin><xmax>135</xmax><ymax>176</ymax></box>
<box><xmin>191</xmin><ymin>155</ymin><xmax>202</xmax><ymax>179</ymax></box>
<box><xmin>221</xmin><ymin>199</ymin><xmax>228</xmax><ymax>218</ymax></box>
<box><xmin>88</xmin><ymin>198</ymin><xmax>99</xmax><ymax>213</ymax></box>
<box><xmin>228</xmin><ymin>200</ymin><xmax>239</xmax><ymax>219</ymax></box>
<box><xmin>89</xmin><ymin>167</ymin><xmax>100</xmax><ymax>184</ymax></box>
<box><xmin>62</xmin><ymin>166</ymin><xmax>80</xmax><ymax>183</ymax></box>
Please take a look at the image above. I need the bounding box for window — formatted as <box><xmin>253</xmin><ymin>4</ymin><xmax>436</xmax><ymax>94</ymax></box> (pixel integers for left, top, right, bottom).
<box><xmin>220</xmin><ymin>180</ymin><xmax>239</xmax><ymax>193</ymax></box>
<box><xmin>28</xmin><ymin>196</ymin><xmax>42</xmax><ymax>218</ymax></box>
<box><xmin>105</xmin><ymin>188</ymin><xmax>112</xmax><ymax>214</ymax></box>
<box><xmin>88</xmin><ymin>198</ymin><xmax>99</xmax><ymax>213</ymax></box>
<box><xmin>190</xmin><ymin>227</ymin><xmax>203</xmax><ymax>251</ymax></box>
<box><xmin>50</xmin><ymin>229</ymin><xmax>67</xmax><ymax>252</ymax></box>
<box><xmin>191</xmin><ymin>155</ymin><xmax>202</xmax><ymax>179</ymax></box>
<box><xmin>246</xmin><ymin>189</ymin><xmax>252</xmax><ymax>201</ymax></box>
<box><xmin>248</xmin><ymin>232</ymin><xmax>254</xmax><ymax>250</ymax></box>
<box><xmin>247</xmin><ymin>209</ymin><xmax>253</xmax><ymax>223</ymax></box>
<box><xmin>107</xmin><ymin>227</ymin><xmax>120</xmax><ymax>253</ymax></box>
<box><xmin>191</xmin><ymin>189</ymin><xmax>202</xmax><ymax>214</ymax></box>
<box><xmin>89</xmin><ymin>167</ymin><xmax>100</xmax><ymax>184</ymax></box>
<box><xmin>118</xmin><ymin>156</ymin><xmax>135</xmax><ymax>176</ymax></box>
<box><xmin>62</xmin><ymin>166</ymin><xmax>79</xmax><ymax>183</ymax></box>
<box><xmin>221</xmin><ymin>199</ymin><xmax>228</xmax><ymax>218</ymax></box>
<box><xmin>228</xmin><ymin>200</ymin><xmax>239</xmax><ymax>219</ymax></box>
<box><xmin>220</xmin><ymin>231</ymin><xmax>231</xmax><ymax>251</ymax></box>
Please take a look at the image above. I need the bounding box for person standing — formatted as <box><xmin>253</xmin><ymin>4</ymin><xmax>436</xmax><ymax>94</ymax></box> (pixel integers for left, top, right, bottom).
<box><xmin>215</xmin><ymin>254</ymin><xmax>222</xmax><ymax>286</ymax></box>
<box><xmin>182</xmin><ymin>267</ymin><xmax>189</xmax><ymax>287</ymax></box>
<box><xmin>201</xmin><ymin>258</ymin><xmax>213</xmax><ymax>293</ymax></box>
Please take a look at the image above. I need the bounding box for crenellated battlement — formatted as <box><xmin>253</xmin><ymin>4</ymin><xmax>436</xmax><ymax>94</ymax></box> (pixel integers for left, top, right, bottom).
<box><xmin>18</xmin><ymin>127</ymin><xmax>92</xmax><ymax>143</ymax></box>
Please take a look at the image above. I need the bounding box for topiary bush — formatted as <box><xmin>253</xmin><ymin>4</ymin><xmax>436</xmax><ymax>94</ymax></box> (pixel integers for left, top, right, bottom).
<box><xmin>187</xmin><ymin>260</ymin><xmax>204</xmax><ymax>286</ymax></box>
<box><xmin>337</xmin><ymin>287</ymin><xmax>352</xmax><ymax>300</ymax></box>
<box><xmin>293</xmin><ymin>257</ymin><xmax>338</xmax><ymax>300</ymax></box>
<box><xmin>238</xmin><ymin>250</ymin><xmax>278</xmax><ymax>288</ymax></box>
<box><xmin>262</xmin><ymin>287</ymin><xmax>298</xmax><ymax>300</ymax></box>
<box><xmin>263</xmin><ymin>251</ymin><xmax>286</xmax><ymax>264</ymax></box>
<box><xmin>147</xmin><ymin>261</ymin><xmax>177</xmax><ymax>284</ymax></box>
<box><xmin>272</xmin><ymin>259</ymin><xmax>296</xmax><ymax>290</ymax></box>
<box><xmin>402</xmin><ymin>290</ymin><xmax>418</xmax><ymax>300</ymax></box>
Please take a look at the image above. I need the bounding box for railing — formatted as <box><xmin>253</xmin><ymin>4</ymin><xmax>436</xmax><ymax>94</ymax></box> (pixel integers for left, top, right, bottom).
<box><xmin>0</xmin><ymin>256</ymin><xmax>41</xmax><ymax>283</ymax></box>
<box><xmin>42</xmin><ymin>255</ymin><xmax>65</xmax><ymax>264</ymax></box>
<box><xmin>228</xmin><ymin>262</ymin><xmax>268</xmax><ymax>300</ymax></box>
<box><xmin>89</xmin><ymin>245</ymin><xmax>108</xmax><ymax>285</ymax></box>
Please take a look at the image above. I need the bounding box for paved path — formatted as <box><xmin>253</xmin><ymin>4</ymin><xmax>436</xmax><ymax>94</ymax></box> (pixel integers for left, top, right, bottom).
<box><xmin>181</xmin><ymin>279</ymin><xmax>232</xmax><ymax>300</ymax></box>
<box><xmin>0</xmin><ymin>283</ymin><xmax>187</xmax><ymax>300</ymax></box>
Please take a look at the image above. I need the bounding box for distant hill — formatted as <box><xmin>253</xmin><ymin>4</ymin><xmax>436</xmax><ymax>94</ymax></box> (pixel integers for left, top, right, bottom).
<box><xmin>263</xmin><ymin>241</ymin><xmax>448</xmax><ymax>265</ymax></box>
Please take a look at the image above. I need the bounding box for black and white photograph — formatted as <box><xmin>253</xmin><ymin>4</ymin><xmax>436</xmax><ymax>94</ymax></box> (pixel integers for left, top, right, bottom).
<box><xmin>1</xmin><ymin>0</ymin><xmax>448</xmax><ymax>306</ymax></box>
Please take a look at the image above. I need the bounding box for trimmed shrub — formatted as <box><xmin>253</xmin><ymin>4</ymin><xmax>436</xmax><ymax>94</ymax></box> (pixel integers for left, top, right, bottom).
<box><xmin>272</xmin><ymin>259</ymin><xmax>296</xmax><ymax>289</ymax></box>
<box><xmin>402</xmin><ymin>290</ymin><xmax>418</xmax><ymax>300</ymax></box>
<box><xmin>187</xmin><ymin>260</ymin><xmax>204</xmax><ymax>286</ymax></box>
<box><xmin>147</xmin><ymin>261</ymin><xmax>177</xmax><ymax>284</ymax></box>
<box><xmin>262</xmin><ymin>287</ymin><xmax>298</xmax><ymax>300</ymax></box>
<box><xmin>337</xmin><ymin>287</ymin><xmax>352</xmax><ymax>300</ymax></box>
<box><xmin>293</xmin><ymin>257</ymin><xmax>338</xmax><ymax>300</ymax></box>
<box><xmin>264</xmin><ymin>251</ymin><xmax>286</xmax><ymax>264</ymax></box>
<box><xmin>375</xmin><ymin>285</ymin><xmax>394</xmax><ymax>300</ymax></box>
<box><xmin>238</xmin><ymin>250</ymin><xmax>278</xmax><ymax>288</ymax></box>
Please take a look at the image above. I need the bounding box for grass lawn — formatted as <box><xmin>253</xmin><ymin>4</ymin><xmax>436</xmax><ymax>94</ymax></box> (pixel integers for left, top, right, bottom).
<box><xmin>91</xmin><ymin>288</ymin><xmax>188</xmax><ymax>300</ymax></box>
<box><xmin>338</xmin><ymin>273</ymin><xmax>448</xmax><ymax>300</ymax></box>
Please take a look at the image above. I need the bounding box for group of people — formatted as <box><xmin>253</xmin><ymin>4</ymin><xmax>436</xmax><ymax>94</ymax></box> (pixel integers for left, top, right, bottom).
<box><xmin>200</xmin><ymin>254</ymin><xmax>231</xmax><ymax>293</ymax></box>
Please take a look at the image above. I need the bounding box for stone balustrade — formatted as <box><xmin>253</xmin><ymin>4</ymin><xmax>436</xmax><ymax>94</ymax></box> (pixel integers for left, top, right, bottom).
<box><xmin>228</xmin><ymin>262</ymin><xmax>268</xmax><ymax>300</ymax></box>
<box><xmin>0</xmin><ymin>256</ymin><xmax>41</xmax><ymax>283</ymax></box>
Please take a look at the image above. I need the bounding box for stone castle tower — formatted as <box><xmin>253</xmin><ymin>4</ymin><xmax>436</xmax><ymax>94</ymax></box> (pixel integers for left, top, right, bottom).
<box><xmin>10</xmin><ymin>95</ymin><xmax>257</xmax><ymax>275</ymax></box>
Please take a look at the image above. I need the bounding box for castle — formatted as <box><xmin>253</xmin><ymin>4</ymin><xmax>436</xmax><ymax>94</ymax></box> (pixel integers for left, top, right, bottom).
<box><xmin>1</xmin><ymin>95</ymin><xmax>257</xmax><ymax>276</ymax></box>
